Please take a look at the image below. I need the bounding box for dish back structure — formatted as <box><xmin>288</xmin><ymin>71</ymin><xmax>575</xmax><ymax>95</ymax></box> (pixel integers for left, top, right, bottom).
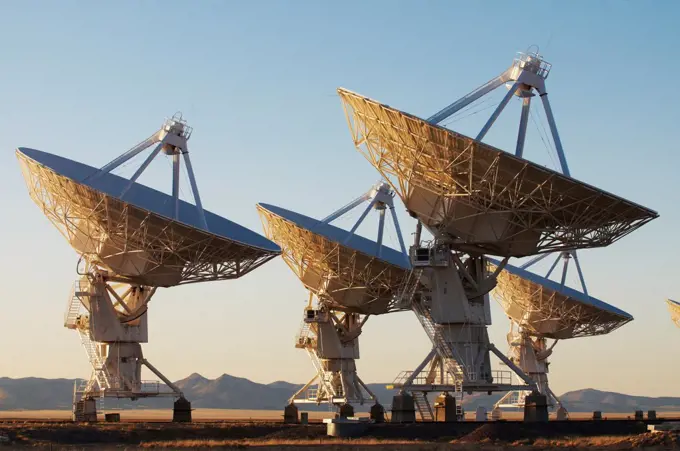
<box><xmin>667</xmin><ymin>299</ymin><xmax>680</xmax><ymax>327</ymax></box>
<box><xmin>338</xmin><ymin>49</ymin><xmax>657</xmax><ymax>422</ymax></box>
<box><xmin>257</xmin><ymin>182</ymin><xmax>410</xmax><ymax>417</ymax></box>
<box><xmin>17</xmin><ymin>114</ymin><xmax>280</xmax><ymax>421</ymax></box>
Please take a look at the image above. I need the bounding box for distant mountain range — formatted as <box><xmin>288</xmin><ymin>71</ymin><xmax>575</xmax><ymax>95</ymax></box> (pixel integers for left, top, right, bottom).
<box><xmin>1</xmin><ymin>373</ymin><xmax>678</xmax><ymax>413</ymax></box>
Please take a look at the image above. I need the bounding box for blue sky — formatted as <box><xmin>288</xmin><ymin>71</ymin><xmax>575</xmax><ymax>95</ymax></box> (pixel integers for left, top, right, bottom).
<box><xmin>1</xmin><ymin>1</ymin><xmax>679</xmax><ymax>398</ymax></box>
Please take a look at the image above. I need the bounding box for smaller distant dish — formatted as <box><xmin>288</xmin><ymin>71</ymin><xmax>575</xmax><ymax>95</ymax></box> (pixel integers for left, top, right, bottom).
<box><xmin>488</xmin><ymin>258</ymin><xmax>632</xmax><ymax>339</ymax></box>
<box><xmin>17</xmin><ymin>147</ymin><xmax>280</xmax><ymax>287</ymax></box>
<box><xmin>257</xmin><ymin>203</ymin><xmax>411</xmax><ymax>315</ymax></box>
<box><xmin>667</xmin><ymin>299</ymin><xmax>680</xmax><ymax>328</ymax></box>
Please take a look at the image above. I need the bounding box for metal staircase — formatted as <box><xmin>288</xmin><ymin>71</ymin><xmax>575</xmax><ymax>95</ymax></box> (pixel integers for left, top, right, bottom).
<box><xmin>400</xmin><ymin>268</ymin><xmax>423</xmax><ymax>307</ymax></box>
<box><xmin>411</xmin><ymin>294</ymin><xmax>465</xmax><ymax>418</ymax></box>
<box><xmin>295</xmin><ymin>320</ymin><xmax>313</xmax><ymax>348</ymax></box>
<box><xmin>65</xmin><ymin>279</ymin><xmax>112</xmax><ymax>393</ymax></box>
<box><xmin>64</xmin><ymin>281</ymin><xmax>86</xmax><ymax>328</ymax></box>
<box><xmin>412</xmin><ymin>391</ymin><xmax>434</xmax><ymax>422</ymax></box>
<box><xmin>304</xmin><ymin>348</ymin><xmax>339</xmax><ymax>402</ymax></box>
<box><xmin>78</xmin><ymin>328</ymin><xmax>111</xmax><ymax>391</ymax></box>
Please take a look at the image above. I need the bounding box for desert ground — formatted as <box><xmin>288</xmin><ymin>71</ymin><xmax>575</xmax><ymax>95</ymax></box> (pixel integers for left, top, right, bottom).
<box><xmin>1</xmin><ymin>409</ymin><xmax>679</xmax><ymax>449</ymax></box>
<box><xmin>0</xmin><ymin>421</ymin><xmax>677</xmax><ymax>450</ymax></box>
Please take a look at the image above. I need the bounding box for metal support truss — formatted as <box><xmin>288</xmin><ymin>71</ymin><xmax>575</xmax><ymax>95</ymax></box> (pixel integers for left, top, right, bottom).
<box><xmin>86</xmin><ymin>112</ymin><xmax>209</xmax><ymax>230</ymax></box>
<box><xmin>428</xmin><ymin>47</ymin><xmax>572</xmax><ymax>186</ymax></box>
<box><xmin>322</xmin><ymin>181</ymin><xmax>408</xmax><ymax>257</ymax></box>
<box><xmin>522</xmin><ymin>251</ymin><xmax>589</xmax><ymax>294</ymax></box>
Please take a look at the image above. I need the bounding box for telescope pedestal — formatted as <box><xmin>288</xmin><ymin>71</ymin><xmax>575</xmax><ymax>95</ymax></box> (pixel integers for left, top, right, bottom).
<box><xmin>392</xmin><ymin>245</ymin><xmax>536</xmax><ymax>422</ymax></box>
<box><xmin>287</xmin><ymin>306</ymin><xmax>382</xmax><ymax>416</ymax></box>
<box><xmin>66</xmin><ymin>269</ymin><xmax>187</xmax><ymax>421</ymax></box>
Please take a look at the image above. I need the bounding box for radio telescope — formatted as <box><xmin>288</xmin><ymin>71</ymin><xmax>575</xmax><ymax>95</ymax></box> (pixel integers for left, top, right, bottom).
<box><xmin>17</xmin><ymin>113</ymin><xmax>280</xmax><ymax>422</ymax></box>
<box><xmin>337</xmin><ymin>48</ymin><xmax>658</xmax><ymax>422</ymax></box>
<box><xmin>448</xmin><ymin>48</ymin><xmax>640</xmax><ymax>419</ymax></box>
<box><xmin>489</xmin><ymin>258</ymin><xmax>633</xmax><ymax>418</ymax></box>
<box><xmin>257</xmin><ymin>182</ymin><xmax>412</xmax><ymax>421</ymax></box>
<box><xmin>667</xmin><ymin>299</ymin><xmax>680</xmax><ymax>327</ymax></box>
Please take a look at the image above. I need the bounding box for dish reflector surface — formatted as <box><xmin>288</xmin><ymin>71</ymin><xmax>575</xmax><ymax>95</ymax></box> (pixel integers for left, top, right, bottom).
<box><xmin>18</xmin><ymin>147</ymin><xmax>279</xmax><ymax>286</ymax></box>
<box><xmin>489</xmin><ymin>257</ymin><xmax>632</xmax><ymax>339</ymax></box>
<box><xmin>257</xmin><ymin>203</ymin><xmax>411</xmax><ymax>315</ymax></box>
<box><xmin>259</xmin><ymin>203</ymin><xmax>409</xmax><ymax>269</ymax></box>
<box><xmin>667</xmin><ymin>299</ymin><xmax>680</xmax><ymax>328</ymax></box>
<box><xmin>338</xmin><ymin>88</ymin><xmax>658</xmax><ymax>258</ymax></box>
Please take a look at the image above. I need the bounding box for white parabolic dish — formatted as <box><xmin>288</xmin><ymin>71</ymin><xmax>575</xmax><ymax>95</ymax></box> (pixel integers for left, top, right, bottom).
<box><xmin>257</xmin><ymin>202</ymin><xmax>411</xmax><ymax>315</ymax></box>
<box><xmin>337</xmin><ymin>88</ymin><xmax>659</xmax><ymax>258</ymax></box>
<box><xmin>17</xmin><ymin>147</ymin><xmax>280</xmax><ymax>287</ymax></box>
<box><xmin>488</xmin><ymin>258</ymin><xmax>633</xmax><ymax>339</ymax></box>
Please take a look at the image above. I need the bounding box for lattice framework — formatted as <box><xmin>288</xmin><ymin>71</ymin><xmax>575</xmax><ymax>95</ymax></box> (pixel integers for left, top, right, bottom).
<box><xmin>491</xmin><ymin>263</ymin><xmax>632</xmax><ymax>339</ymax></box>
<box><xmin>338</xmin><ymin>88</ymin><xmax>658</xmax><ymax>257</ymax></box>
<box><xmin>257</xmin><ymin>205</ymin><xmax>411</xmax><ymax>315</ymax></box>
<box><xmin>667</xmin><ymin>299</ymin><xmax>680</xmax><ymax>328</ymax></box>
<box><xmin>19</xmin><ymin>152</ymin><xmax>278</xmax><ymax>286</ymax></box>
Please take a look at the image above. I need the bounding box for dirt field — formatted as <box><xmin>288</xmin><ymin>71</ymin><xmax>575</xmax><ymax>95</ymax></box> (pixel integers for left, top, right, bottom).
<box><xmin>0</xmin><ymin>417</ymin><xmax>677</xmax><ymax>449</ymax></box>
<box><xmin>1</xmin><ymin>410</ymin><xmax>678</xmax><ymax>449</ymax></box>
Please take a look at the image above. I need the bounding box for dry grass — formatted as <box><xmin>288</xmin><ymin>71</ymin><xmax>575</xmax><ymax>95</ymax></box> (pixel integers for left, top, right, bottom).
<box><xmin>129</xmin><ymin>436</ymin><xmax>680</xmax><ymax>450</ymax></box>
<box><xmin>132</xmin><ymin>432</ymin><xmax>680</xmax><ymax>450</ymax></box>
<box><xmin>140</xmin><ymin>438</ymin><xmax>419</xmax><ymax>448</ymax></box>
<box><xmin>137</xmin><ymin>434</ymin><xmax>680</xmax><ymax>450</ymax></box>
<box><xmin>2</xmin><ymin>411</ymin><xmax>679</xmax><ymax>450</ymax></box>
<box><xmin>6</xmin><ymin>433</ymin><xmax>680</xmax><ymax>450</ymax></box>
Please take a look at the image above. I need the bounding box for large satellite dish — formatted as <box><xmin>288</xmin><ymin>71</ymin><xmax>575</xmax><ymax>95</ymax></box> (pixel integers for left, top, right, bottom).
<box><xmin>17</xmin><ymin>148</ymin><xmax>278</xmax><ymax>287</ymax></box>
<box><xmin>17</xmin><ymin>114</ymin><xmax>280</xmax><ymax>422</ymax></box>
<box><xmin>489</xmin><ymin>258</ymin><xmax>632</xmax><ymax>339</ymax></box>
<box><xmin>257</xmin><ymin>182</ymin><xmax>410</xmax><ymax>419</ymax></box>
<box><xmin>257</xmin><ymin>193</ymin><xmax>410</xmax><ymax>315</ymax></box>
<box><xmin>337</xmin><ymin>88</ymin><xmax>657</xmax><ymax>258</ymax></box>
<box><xmin>445</xmin><ymin>49</ymin><xmax>639</xmax><ymax>418</ymax></box>
<box><xmin>337</xmin><ymin>49</ymin><xmax>657</xmax><ymax>424</ymax></box>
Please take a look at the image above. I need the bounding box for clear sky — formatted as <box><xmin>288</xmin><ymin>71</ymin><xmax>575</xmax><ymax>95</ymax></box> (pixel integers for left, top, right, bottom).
<box><xmin>1</xmin><ymin>1</ymin><xmax>679</xmax><ymax>398</ymax></box>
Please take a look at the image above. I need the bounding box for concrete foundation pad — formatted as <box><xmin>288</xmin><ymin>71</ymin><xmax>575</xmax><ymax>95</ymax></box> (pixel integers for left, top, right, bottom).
<box><xmin>324</xmin><ymin>417</ymin><xmax>372</xmax><ymax>437</ymax></box>
<box><xmin>173</xmin><ymin>397</ymin><xmax>192</xmax><ymax>423</ymax></box>
<box><xmin>648</xmin><ymin>422</ymin><xmax>680</xmax><ymax>433</ymax></box>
